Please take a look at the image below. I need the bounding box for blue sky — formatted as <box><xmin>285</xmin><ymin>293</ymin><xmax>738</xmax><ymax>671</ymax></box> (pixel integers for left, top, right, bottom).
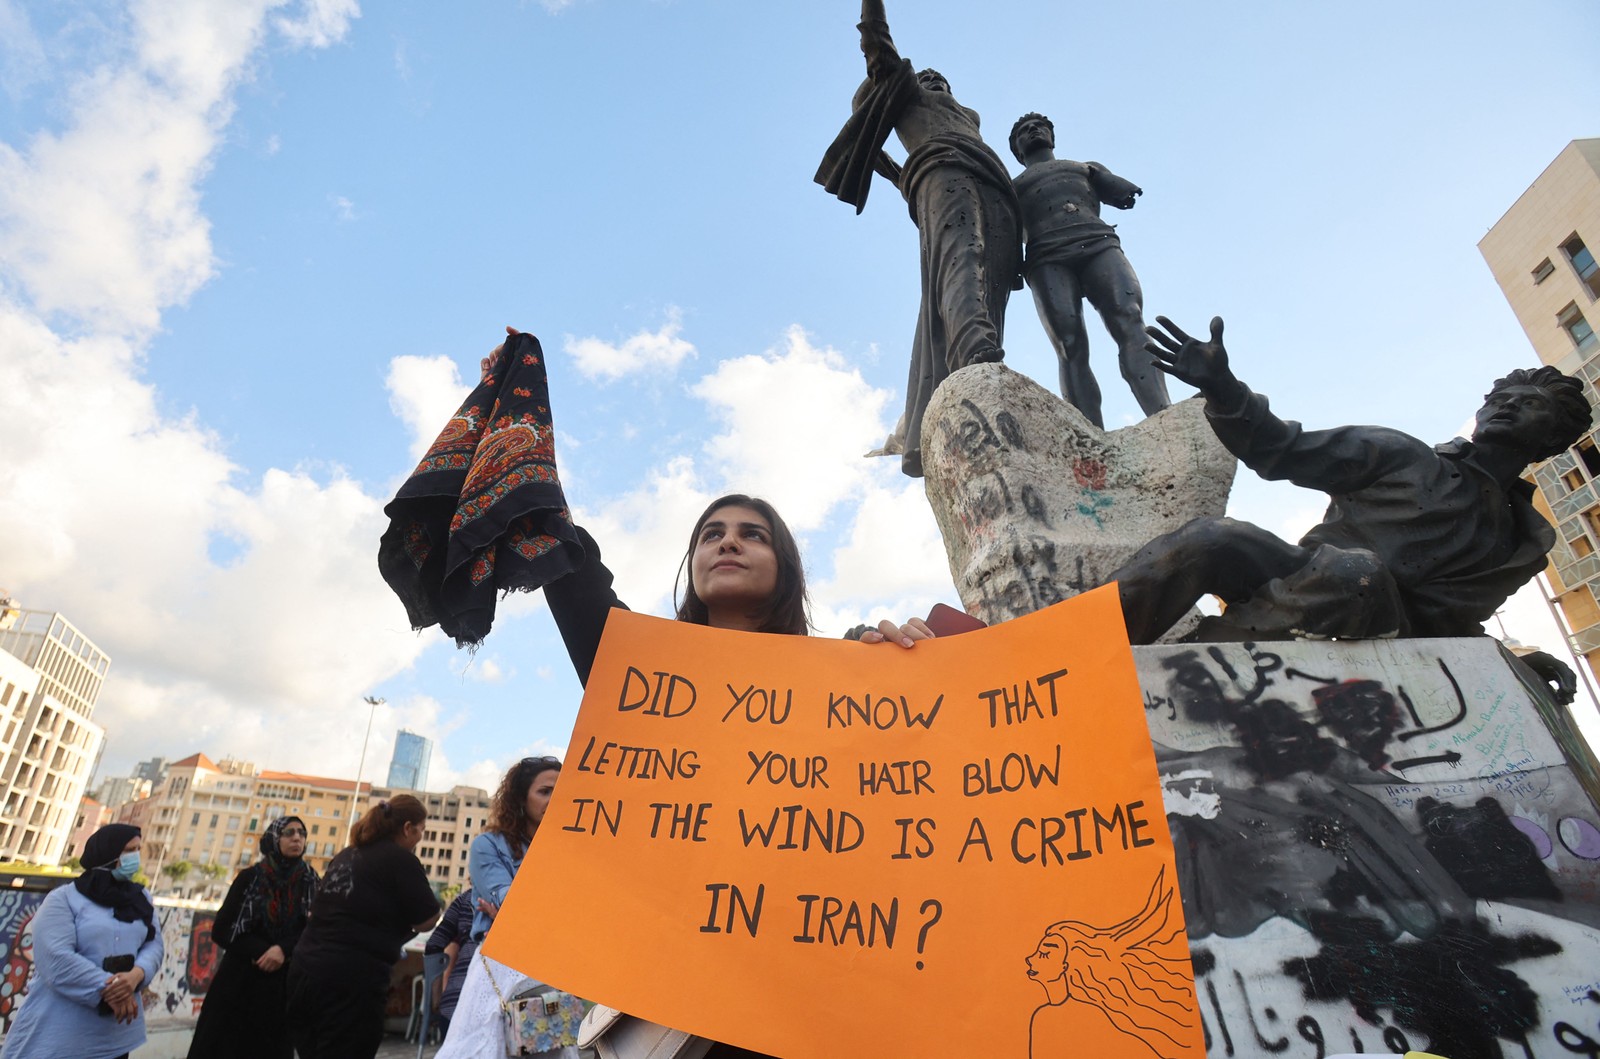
<box><xmin>2</xmin><ymin>0</ymin><xmax>1598</xmax><ymax>790</ymax></box>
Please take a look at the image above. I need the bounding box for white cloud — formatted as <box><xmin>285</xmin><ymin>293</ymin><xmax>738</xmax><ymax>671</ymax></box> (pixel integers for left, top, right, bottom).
<box><xmin>273</xmin><ymin>0</ymin><xmax>361</xmax><ymax>49</ymax></box>
<box><xmin>0</xmin><ymin>0</ymin><xmax>357</xmax><ymax>338</ymax></box>
<box><xmin>385</xmin><ymin>353</ymin><xmax>470</xmax><ymax>461</ymax></box>
<box><xmin>809</xmin><ymin>480</ymin><xmax>956</xmax><ymax>634</ymax></box>
<box><xmin>565</xmin><ymin>309</ymin><xmax>695</xmax><ymax>382</ymax></box>
<box><xmin>0</xmin><ymin>0</ymin><xmax>416</xmax><ymax>782</ymax></box>
<box><xmin>451</xmin><ymin>655</ymin><xmax>511</xmax><ymax>684</ymax></box>
<box><xmin>0</xmin><ymin>1</ymin><xmax>47</xmax><ymax>100</ymax></box>
<box><xmin>691</xmin><ymin>325</ymin><xmax>893</xmax><ymax>532</ymax></box>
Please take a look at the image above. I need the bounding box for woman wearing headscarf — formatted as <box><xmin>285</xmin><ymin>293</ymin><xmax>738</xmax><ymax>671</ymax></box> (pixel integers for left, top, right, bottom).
<box><xmin>0</xmin><ymin>823</ymin><xmax>163</xmax><ymax>1059</ymax></box>
<box><xmin>186</xmin><ymin>816</ymin><xmax>318</xmax><ymax>1058</ymax></box>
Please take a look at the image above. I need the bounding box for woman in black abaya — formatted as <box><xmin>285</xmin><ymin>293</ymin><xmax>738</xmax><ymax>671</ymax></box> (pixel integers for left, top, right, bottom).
<box><xmin>187</xmin><ymin>816</ymin><xmax>318</xmax><ymax>1059</ymax></box>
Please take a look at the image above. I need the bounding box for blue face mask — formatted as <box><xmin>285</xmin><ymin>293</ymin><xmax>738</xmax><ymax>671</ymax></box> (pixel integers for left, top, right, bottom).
<box><xmin>111</xmin><ymin>851</ymin><xmax>140</xmax><ymax>881</ymax></box>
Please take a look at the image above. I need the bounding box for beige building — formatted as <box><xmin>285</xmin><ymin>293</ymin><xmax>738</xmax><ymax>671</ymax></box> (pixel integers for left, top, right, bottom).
<box><xmin>119</xmin><ymin>750</ymin><xmax>488</xmax><ymax>896</ymax></box>
<box><xmin>0</xmin><ymin>608</ymin><xmax>108</xmax><ymax>865</ymax></box>
<box><xmin>131</xmin><ymin>753</ymin><xmax>374</xmax><ymax>889</ymax></box>
<box><xmin>1480</xmin><ymin>139</ymin><xmax>1600</xmax><ymax>676</ymax></box>
<box><xmin>363</xmin><ymin>783</ymin><xmax>491</xmax><ymax>893</ymax></box>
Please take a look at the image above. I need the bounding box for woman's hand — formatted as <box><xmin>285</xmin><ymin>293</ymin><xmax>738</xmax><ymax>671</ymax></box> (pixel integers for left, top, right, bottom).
<box><xmin>475</xmin><ymin>896</ymin><xmax>501</xmax><ymax>921</ymax></box>
<box><xmin>102</xmin><ymin>968</ymin><xmax>144</xmax><ymax>1022</ymax></box>
<box><xmin>255</xmin><ymin>944</ymin><xmax>286</xmax><ymax>972</ymax></box>
<box><xmin>856</xmin><ymin>616</ymin><xmax>935</xmax><ymax>648</ymax></box>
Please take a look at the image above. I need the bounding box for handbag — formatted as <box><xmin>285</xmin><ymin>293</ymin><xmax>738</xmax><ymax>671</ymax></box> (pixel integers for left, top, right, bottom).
<box><xmin>577</xmin><ymin>1005</ymin><xmax>713</xmax><ymax>1059</ymax></box>
<box><xmin>481</xmin><ymin>952</ymin><xmax>588</xmax><ymax>1056</ymax></box>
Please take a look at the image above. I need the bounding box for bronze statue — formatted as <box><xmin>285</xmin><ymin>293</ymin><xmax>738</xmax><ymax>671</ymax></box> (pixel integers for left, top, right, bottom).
<box><xmin>1009</xmin><ymin>113</ymin><xmax>1169</xmax><ymax>428</ymax></box>
<box><xmin>1110</xmin><ymin>316</ymin><xmax>1590</xmax><ymax>663</ymax></box>
<box><xmin>817</xmin><ymin>0</ymin><xmax>1022</xmax><ymax>478</ymax></box>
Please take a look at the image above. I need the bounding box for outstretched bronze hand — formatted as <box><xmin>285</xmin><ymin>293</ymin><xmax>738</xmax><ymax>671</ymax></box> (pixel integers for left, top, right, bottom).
<box><xmin>1146</xmin><ymin>315</ymin><xmax>1244</xmax><ymax>409</ymax></box>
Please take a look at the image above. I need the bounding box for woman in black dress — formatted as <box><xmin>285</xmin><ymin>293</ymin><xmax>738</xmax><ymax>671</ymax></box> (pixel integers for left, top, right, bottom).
<box><xmin>285</xmin><ymin>794</ymin><xmax>441</xmax><ymax>1059</ymax></box>
<box><xmin>187</xmin><ymin>816</ymin><xmax>317</xmax><ymax>1059</ymax></box>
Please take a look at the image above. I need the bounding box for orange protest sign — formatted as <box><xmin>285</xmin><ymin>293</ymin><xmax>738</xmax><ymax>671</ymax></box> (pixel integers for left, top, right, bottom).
<box><xmin>486</xmin><ymin>585</ymin><xmax>1203</xmax><ymax>1059</ymax></box>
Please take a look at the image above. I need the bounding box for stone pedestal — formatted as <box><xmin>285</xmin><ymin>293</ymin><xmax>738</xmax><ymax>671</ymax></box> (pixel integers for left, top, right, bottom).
<box><xmin>921</xmin><ymin>363</ymin><xmax>1236</xmax><ymax>627</ymax></box>
<box><xmin>1134</xmin><ymin>635</ymin><xmax>1600</xmax><ymax>1057</ymax></box>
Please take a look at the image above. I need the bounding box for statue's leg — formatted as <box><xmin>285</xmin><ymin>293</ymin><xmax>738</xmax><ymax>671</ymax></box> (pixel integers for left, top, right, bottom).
<box><xmin>925</xmin><ymin>170</ymin><xmax>1012</xmax><ymax>371</ymax></box>
<box><xmin>1110</xmin><ymin>517</ymin><xmax>1310</xmax><ymax>643</ymax></box>
<box><xmin>1082</xmin><ymin>249</ymin><xmax>1170</xmax><ymax>416</ymax></box>
<box><xmin>1028</xmin><ymin>263</ymin><xmax>1103</xmax><ymax>428</ymax></box>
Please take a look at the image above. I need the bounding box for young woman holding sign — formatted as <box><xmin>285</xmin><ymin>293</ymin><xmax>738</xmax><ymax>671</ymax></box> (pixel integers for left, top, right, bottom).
<box><xmin>541</xmin><ymin>494</ymin><xmax>930</xmax><ymax>1059</ymax></box>
<box><xmin>546</xmin><ymin>493</ymin><xmax>932</xmax><ymax>688</ymax></box>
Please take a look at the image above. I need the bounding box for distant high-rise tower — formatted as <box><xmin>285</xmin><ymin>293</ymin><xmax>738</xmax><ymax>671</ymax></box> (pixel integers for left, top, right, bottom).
<box><xmin>1480</xmin><ymin>138</ymin><xmax>1600</xmax><ymax>680</ymax></box>
<box><xmin>386</xmin><ymin>729</ymin><xmax>432</xmax><ymax>791</ymax></box>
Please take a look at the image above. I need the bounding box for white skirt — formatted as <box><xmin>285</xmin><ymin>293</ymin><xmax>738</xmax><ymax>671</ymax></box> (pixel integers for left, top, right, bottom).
<box><xmin>436</xmin><ymin>950</ymin><xmax>580</xmax><ymax>1059</ymax></box>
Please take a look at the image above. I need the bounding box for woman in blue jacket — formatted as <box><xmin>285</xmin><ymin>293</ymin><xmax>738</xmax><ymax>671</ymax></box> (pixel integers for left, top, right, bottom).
<box><xmin>436</xmin><ymin>755</ymin><xmax>566</xmax><ymax>1058</ymax></box>
<box><xmin>1</xmin><ymin>824</ymin><xmax>163</xmax><ymax>1059</ymax></box>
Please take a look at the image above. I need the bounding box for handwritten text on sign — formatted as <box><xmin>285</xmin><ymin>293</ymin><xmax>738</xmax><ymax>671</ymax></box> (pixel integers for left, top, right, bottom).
<box><xmin>487</xmin><ymin>586</ymin><xmax>1203</xmax><ymax>1059</ymax></box>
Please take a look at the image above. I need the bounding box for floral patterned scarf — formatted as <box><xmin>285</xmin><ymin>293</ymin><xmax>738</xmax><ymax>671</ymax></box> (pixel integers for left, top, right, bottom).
<box><xmin>379</xmin><ymin>331</ymin><xmax>583</xmax><ymax>647</ymax></box>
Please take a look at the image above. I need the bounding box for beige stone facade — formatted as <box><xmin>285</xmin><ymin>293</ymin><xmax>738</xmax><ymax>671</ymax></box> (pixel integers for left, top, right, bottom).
<box><xmin>1480</xmin><ymin>138</ymin><xmax>1600</xmax><ymax>671</ymax></box>
<box><xmin>116</xmin><ymin>750</ymin><xmax>488</xmax><ymax>896</ymax></box>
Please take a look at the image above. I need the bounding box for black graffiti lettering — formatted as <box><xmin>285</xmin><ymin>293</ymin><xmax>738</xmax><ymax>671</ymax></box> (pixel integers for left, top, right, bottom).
<box><xmin>1296</xmin><ymin>1016</ymin><xmax>1324</xmax><ymax>1059</ymax></box>
<box><xmin>1233</xmin><ymin>971</ymin><xmax>1289</xmax><ymax>1052</ymax></box>
<box><xmin>1204</xmin><ymin>977</ymin><xmax>1234</xmax><ymax>1056</ymax></box>
<box><xmin>1391</xmin><ymin>750</ymin><xmax>1463</xmax><ymax>772</ymax></box>
<box><xmin>1021</xmin><ymin>484</ymin><xmax>1050</xmax><ymax>526</ymax></box>
<box><xmin>1382</xmin><ymin>1027</ymin><xmax>1411</xmax><ymax>1053</ymax></box>
<box><xmin>1394</xmin><ymin>657</ymin><xmax>1469</xmax><ymax>741</ymax></box>
<box><xmin>1348</xmin><ymin>1027</ymin><xmax>1364</xmax><ymax>1052</ymax></box>
<box><xmin>1554</xmin><ymin>1021</ymin><xmax>1600</xmax><ymax>1056</ymax></box>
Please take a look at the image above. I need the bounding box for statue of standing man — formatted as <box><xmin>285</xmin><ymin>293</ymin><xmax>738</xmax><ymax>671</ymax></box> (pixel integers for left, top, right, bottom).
<box><xmin>816</xmin><ymin>0</ymin><xmax>1022</xmax><ymax>478</ymax></box>
<box><xmin>1010</xmin><ymin>113</ymin><xmax>1170</xmax><ymax>428</ymax></box>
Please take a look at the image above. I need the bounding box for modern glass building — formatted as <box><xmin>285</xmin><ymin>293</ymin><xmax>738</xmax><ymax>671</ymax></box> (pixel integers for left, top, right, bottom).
<box><xmin>386</xmin><ymin>728</ymin><xmax>433</xmax><ymax>792</ymax></box>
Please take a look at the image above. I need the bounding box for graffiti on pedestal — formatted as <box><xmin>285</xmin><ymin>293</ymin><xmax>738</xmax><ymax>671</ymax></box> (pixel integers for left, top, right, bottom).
<box><xmin>1136</xmin><ymin>637</ymin><xmax>1600</xmax><ymax>1059</ymax></box>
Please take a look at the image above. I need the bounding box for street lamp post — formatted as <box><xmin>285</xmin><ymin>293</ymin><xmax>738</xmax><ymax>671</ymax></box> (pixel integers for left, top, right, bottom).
<box><xmin>350</xmin><ymin>696</ymin><xmax>383</xmax><ymax>843</ymax></box>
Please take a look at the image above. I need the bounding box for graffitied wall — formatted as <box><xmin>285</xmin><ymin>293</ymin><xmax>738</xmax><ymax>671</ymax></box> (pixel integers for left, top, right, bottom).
<box><xmin>0</xmin><ymin>892</ymin><xmax>214</xmax><ymax>1037</ymax></box>
<box><xmin>1136</xmin><ymin>637</ymin><xmax>1600</xmax><ymax>1059</ymax></box>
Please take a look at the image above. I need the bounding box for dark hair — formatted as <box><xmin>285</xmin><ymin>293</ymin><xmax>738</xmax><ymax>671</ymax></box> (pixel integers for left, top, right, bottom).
<box><xmin>487</xmin><ymin>756</ymin><xmax>563</xmax><ymax>859</ymax></box>
<box><xmin>1485</xmin><ymin>366</ymin><xmax>1591</xmax><ymax>459</ymax></box>
<box><xmin>1009</xmin><ymin>111</ymin><xmax>1054</xmax><ymax>163</ymax></box>
<box><xmin>349</xmin><ymin>794</ymin><xmax>425</xmax><ymax>848</ymax></box>
<box><xmin>673</xmin><ymin>494</ymin><xmax>810</xmax><ymax>636</ymax></box>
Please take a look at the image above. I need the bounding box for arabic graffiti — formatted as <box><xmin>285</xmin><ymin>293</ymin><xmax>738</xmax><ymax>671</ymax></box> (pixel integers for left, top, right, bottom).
<box><xmin>1138</xmin><ymin>636</ymin><xmax>1600</xmax><ymax>1059</ymax></box>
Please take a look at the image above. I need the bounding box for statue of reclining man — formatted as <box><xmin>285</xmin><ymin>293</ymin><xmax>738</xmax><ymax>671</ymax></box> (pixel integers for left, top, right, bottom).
<box><xmin>1109</xmin><ymin>316</ymin><xmax>1590</xmax><ymax>697</ymax></box>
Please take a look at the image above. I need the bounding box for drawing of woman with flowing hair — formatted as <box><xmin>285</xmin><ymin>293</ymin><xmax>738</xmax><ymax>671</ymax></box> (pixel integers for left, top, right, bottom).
<box><xmin>1025</xmin><ymin>867</ymin><xmax>1201</xmax><ymax>1058</ymax></box>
